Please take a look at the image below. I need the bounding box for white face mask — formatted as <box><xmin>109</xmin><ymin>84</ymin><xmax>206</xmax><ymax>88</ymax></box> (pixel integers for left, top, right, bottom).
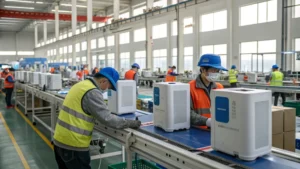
<box><xmin>100</xmin><ymin>88</ymin><xmax>108</xmax><ymax>94</ymax></box>
<box><xmin>206</xmin><ymin>72</ymin><xmax>220</xmax><ymax>82</ymax></box>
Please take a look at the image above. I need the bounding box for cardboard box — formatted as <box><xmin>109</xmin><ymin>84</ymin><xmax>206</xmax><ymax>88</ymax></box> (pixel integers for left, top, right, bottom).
<box><xmin>284</xmin><ymin>131</ymin><xmax>296</xmax><ymax>152</ymax></box>
<box><xmin>273</xmin><ymin>106</ymin><xmax>296</xmax><ymax>132</ymax></box>
<box><xmin>272</xmin><ymin>133</ymin><xmax>283</xmax><ymax>149</ymax></box>
<box><xmin>272</xmin><ymin>108</ymin><xmax>284</xmax><ymax>134</ymax></box>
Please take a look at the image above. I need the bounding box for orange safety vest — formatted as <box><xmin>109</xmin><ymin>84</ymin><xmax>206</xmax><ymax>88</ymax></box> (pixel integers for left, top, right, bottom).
<box><xmin>165</xmin><ymin>69</ymin><xmax>176</xmax><ymax>82</ymax></box>
<box><xmin>189</xmin><ymin>80</ymin><xmax>223</xmax><ymax>125</ymax></box>
<box><xmin>50</xmin><ymin>68</ymin><xmax>55</xmax><ymax>73</ymax></box>
<box><xmin>4</xmin><ymin>74</ymin><xmax>14</xmax><ymax>89</ymax></box>
<box><xmin>76</xmin><ymin>71</ymin><xmax>83</xmax><ymax>79</ymax></box>
<box><xmin>84</xmin><ymin>69</ymin><xmax>89</xmax><ymax>75</ymax></box>
<box><xmin>125</xmin><ymin>70</ymin><xmax>136</xmax><ymax>80</ymax></box>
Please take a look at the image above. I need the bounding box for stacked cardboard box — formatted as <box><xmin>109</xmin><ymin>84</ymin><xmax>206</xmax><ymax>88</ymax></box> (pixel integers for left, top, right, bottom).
<box><xmin>272</xmin><ymin>106</ymin><xmax>296</xmax><ymax>152</ymax></box>
<box><xmin>136</xmin><ymin>99</ymin><xmax>142</xmax><ymax>110</ymax></box>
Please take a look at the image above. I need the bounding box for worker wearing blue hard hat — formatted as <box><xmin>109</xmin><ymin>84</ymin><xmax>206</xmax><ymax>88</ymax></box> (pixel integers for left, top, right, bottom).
<box><xmin>53</xmin><ymin>67</ymin><xmax>141</xmax><ymax>169</ymax></box>
<box><xmin>125</xmin><ymin>63</ymin><xmax>140</xmax><ymax>96</ymax></box>
<box><xmin>270</xmin><ymin>64</ymin><xmax>285</xmax><ymax>106</ymax></box>
<box><xmin>228</xmin><ymin>65</ymin><xmax>238</xmax><ymax>87</ymax></box>
<box><xmin>189</xmin><ymin>54</ymin><xmax>227</xmax><ymax>129</ymax></box>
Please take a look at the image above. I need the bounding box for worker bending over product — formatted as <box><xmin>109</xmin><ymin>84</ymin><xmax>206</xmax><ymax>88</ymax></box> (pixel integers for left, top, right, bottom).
<box><xmin>189</xmin><ymin>54</ymin><xmax>227</xmax><ymax>128</ymax></box>
<box><xmin>228</xmin><ymin>65</ymin><xmax>238</xmax><ymax>87</ymax></box>
<box><xmin>165</xmin><ymin>66</ymin><xmax>178</xmax><ymax>82</ymax></box>
<box><xmin>270</xmin><ymin>64</ymin><xmax>285</xmax><ymax>106</ymax></box>
<box><xmin>125</xmin><ymin>63</ymin><xmax>140</xmax><ymax>96</ymax></box>
<box><xmin>53</xmin><ymin>67</ymin><xmax>141</xmax><ymax>169</ymax></box>
<box><xmin>3</xmin><ymin>68</ymin><xmax>15</xmax><ymax>109</ymax></box>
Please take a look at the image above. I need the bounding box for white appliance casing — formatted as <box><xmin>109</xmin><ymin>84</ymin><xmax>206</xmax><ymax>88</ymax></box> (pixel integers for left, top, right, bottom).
<box><xmin>153</xmin><ymin>82</ymin><xmax>190</xmax><ymax>132</ymax></box>
<box><xmin>210</xmin><ymin>88</ymin><xmax>272</xmax><ymax>161</ymax></box>
<box><xmin>39</xmin><ymin>73</ymin><xmax>51</xmax><ymax>88</ymax></box>
<box><xmin>46</xmin><ymin>74</ymin><xmax>62</xmax><ymax>90</ymax></box>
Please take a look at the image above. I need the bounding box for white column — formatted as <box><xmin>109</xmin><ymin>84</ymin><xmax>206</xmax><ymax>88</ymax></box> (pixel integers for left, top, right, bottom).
<box><xmin>34</xmin><ymin>22</ymin><xmax>38</xmax><ymax>48</ymax></box>
<box><xmin>55</xmin><ymin>5</ymin><xmax>60</xmax><ymax>62</ymax></box>
<box><xmin>72</xmin><ymin>0</ymin><xmax>77</xmax><ymax>66</ymax></box>
<box><xmin>114</xmin><ymin>0</ymin><xmax>120</xmax><ymax>20</ymax></box>
<box><xmin>115</xmin><ymin>34</ymin><xmax>119</xmax><ymax>71</ymax></box>
<box><xmin>86</xmin><ymin>0</ymin><xmax>93</xmax><ymax>70</ymax></box>
<box><xmin>147</xmin><ymin>0</ymin><xmax>154</xmax><ymax>9</ymax></box>
<box><xmin>43</xmin><ymin>21</ymin><xmax>47</xmax><ymax>45</ymax></box>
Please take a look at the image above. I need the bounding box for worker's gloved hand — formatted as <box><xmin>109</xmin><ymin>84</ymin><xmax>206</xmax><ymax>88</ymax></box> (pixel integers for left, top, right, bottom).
<box><xmin>206</xmin><ymin>118</ymin><xmax>211</xmax><ymax>127</ymax></box>
<box><xmin>128</xmin><ymin>120</ymin><xmax>141</xmax><ymax>129</ymax></box>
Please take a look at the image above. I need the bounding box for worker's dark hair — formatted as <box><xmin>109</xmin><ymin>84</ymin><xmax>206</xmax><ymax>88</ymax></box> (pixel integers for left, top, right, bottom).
<box><xmin>132</xmin><ymin>66</ymin><xmax>138</xmax><ymax>69</ymax></box>
<box><xmin>172</xmin><ymin>66</ymin><xmax>176</xmax><ymax>69</ymax></box>
<box><xmin>200</xmin><ymin>66</ymin><xmax>211</xmax><ymax>73</ymax></box>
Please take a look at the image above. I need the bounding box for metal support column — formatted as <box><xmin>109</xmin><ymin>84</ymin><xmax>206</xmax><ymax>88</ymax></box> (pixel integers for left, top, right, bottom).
<box><xmin>72</xmin><ymin>0</ymin><xmax>77</xmax><ymax>66</ymax></box>
<box><xmin>34</xmin><ymin>22</ymin><xmax>38</xmax><ymax>48</ymax></box>
<box><xmin>147</xmin><ymin>0</ymin><xmax>154</xmax><ymax>9</ymax></box>
<box><xmin>55</xmin><ymin>5</ymin><xmax>60</xmax><ymax>62</ymax></box>
<box><xmin>114</xmin><ymin>0</ymin><xmax>120</xmax><ymax>20</ymax></box>
<box><xmin>43</xmin><ymin>21</ymin><xmax>47</xmax><ymax>45</ymax></box>
<box><xmin>86</xmin><ymin>0</ymin><xmax>93</xmax><ymax>70</ymax></box>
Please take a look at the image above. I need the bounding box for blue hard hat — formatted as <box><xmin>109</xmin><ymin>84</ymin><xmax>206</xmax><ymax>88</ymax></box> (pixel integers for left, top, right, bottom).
<box><xmin>98</xmin><ymin>67</ymin><xmax>119</xmax><ymax>91</ymax></box>
<box><xmin>132</xmin><ymin>63</ymin><xmax>140</xmax><ymax>69</ymax></box>
<box><xmin>198</xmin><ymin>54</ymin><xmax>227</xmax><ymax>71</ymax></box>
<box><xmin>272</xmin><ymin>64</ymin><xmax>279</xmax><ymax>69</ymax></box>
<box><xmin>231</xmin><ymin>65</ymin><xmax>236</xmax><ymax>69</ymax></box>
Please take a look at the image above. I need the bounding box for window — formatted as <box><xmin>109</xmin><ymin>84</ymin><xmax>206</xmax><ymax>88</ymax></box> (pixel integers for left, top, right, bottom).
<box><xmin>119</xmin><ymin>12</ymin><xmax>129</xmax><ymax>19</ymax></box>
<box><xmin>172</xmin><ymin>21</ymin><xmax>177</xmax><ymax>36</ymax></box>
<box><xmin>64</xmin><ymin>59</ymin><xmax>67</xmax><ymax>63</ymax></box>
<box><xmin>53</xmin><ymin>49</ymin><xmax>56</xmax><ymax>55</ymax></box>
<box><xmin>153</xmin><ymin>0</ymin><xmax>167</xmax><ymax>7</ymax></box>
<box><xmin>172</xmin><ymin>0</ymin><xmax>178</xmax><ymax>5</ymax></box>
<box><xmin>98</xmin><ymin>37</ymin><xmax>106</xmax><ymax>48</ymax></box>
<box><xmin>60</xmin><ymin>59</ymin><xmax>63</xmax><ymax>62</ymax></box>
<box><xmin>82</xmin><ymin>56</ymin><xmax>87</xmax><ymax>64</ymax></box>
<box><xmin>98</xmin><ymin>23</ymin><xmax>105</xmax><ymax>28</ymax></box>
<box><xmin>107</xmin><ymin>18</ymin><xmax>112</xmax><ymax>24</ymax></box>
<box><xmin>240</xmin><ymin>40</ymin><xmax>276</xmax><ymax>72</ymax></box>
<box><xmin>81</xmin><ymin>41</ymin><xmax>87</xmax><ymax>51</ymax></box>
<box><xmin>240</xmin><ymin>0</ymin><xmax>277</xmax><ymax>26</ymax></box>
<box><xmin>76</xmin><ymin>57</ymin><xmax>80</xmax><ymax>64</ymax></box>
<box><xmin>68</xmin><ymin>32</ymin><xmax>72</xmax><ymax>37</ymax></box>
<box><xmin>184</xmin><ymin>17</ymin><xmax>193</xmax><ymax>34</ymax></box>
<box><xmin>133</xmin><ymin>6</ymin><xmax>146</xmax><ymax>16</ymax></box>
<box><xmin>99</xmin><ymin>55</ymin><xmax>106</xmax><ymax>68</ymax></box>
<box><xmin>134</xmin><ymin>28</ymin><xmax>146</xmax><ymax>42</ymax></box>
<box><xmin>296</xmin><ymin>38</ymin><xmax>300</xmax><ymax>51</ymax></box>
<box><xmin>47</xmin><ymin>50</ymin><xmax>50</xmax><ymax>56</ymax></box>
<box><xmin>64</xmin><ymin>46</ymin><xmax>68</xmax><ymax>54</ymax></box>
<box><xmin>68</xmin><ymin>58</ymin><xmax>72</xmax><ymax>65</ymax></box>
<box><xmin>76</xmin><ymin>43</ymin><xmax>80</xmax><ymax>52</ymax></box>
<box><xmin>135</xmin><ymin>51</ymin><xmax>146</xmax><ymax>70</ymax></box>
<box><xmin>59</xmin><ymin>47</ymin><xmax>63</xmax><ymax>54</ymax></box>
<box><xmin>63</xmin><ymin>33</ymin><xmax>67</xmax><ymax>39</ymax></box>
<box><xmin>184</xmin><ymin>47</ymin><xmax>193</xmax><ymax>71</ymax></box>
<box><xmin>17</xmin><ymin>51</ymin><xmax>34</xmax><ymax>55</ymax></box>
<box><xmin>76</xmin><ymin>29</ymin><xmax>80</xmax><ymax>35</ymax></box>
<box><xmin>172</xmin><ymin>48</ymin><xmax>177</xmax><ymax>68</ymax></box>
<box><xmin>201</xmin><ymin>10</ymin><xmax>227</xmax><ymax>32</ymax></box>
<box><xmin>120</xmin><ymin>32</ymin><xmax>130</xmax><ymax>44</ymax></box>
<box><xmin>81</xmin><ymin>26</ymin><xmax>87</xmax><ymax>33</ymax></box>
<box><xmin>120</xmin><ymin>52</ymin><xmax>130</xmax><ymax>69</ymax></box>
<box><xmin>201</xmin><ymin>44</ymin><xmax>227</xmax><ymax>69</ymax></box>
<box><xmin>91</xmin><ymin>39</ymin><xmax>97</xmax><ymax>49</ymax></box>
<box><xmin>59</xmin><ymin>35</ymin><xmax>62</xmax><ymax>40</ymax></box>
<box><xmin>107</xmin><ymin>53</ymin><xmax>115</xmax><ymax>68</ymax></box>
<box><xmin>152</xmin><ymin>23</ymin><xmax>167</xmax><ymax>39</ymax></box>
<box><xmin>92</xmin><ymin>23</ymin><xmax>97</xmax><ymax>29</ymax></box>
<box><xmin>92</xmin><ymin>55</ymin><xmax>97</xmax><ymax>68</ymax></box>
<box><xmin>153</xmin><ymin>49</ymin><xmax>167</xmax><ymax>71</ymax></box>
<box><xmin>107</xmin><ymin>35</ymin><xmax>115</xmax><ymax>46</ymax></box>
<box><xmin>68</xmin><ymin>45</ymin><xmax>72</xmax><ymax>53</ymax></box>
<box><xmin>295</xmin><ymin>0</ymin><xmax>300</xmax><ymax>18</ymax></box>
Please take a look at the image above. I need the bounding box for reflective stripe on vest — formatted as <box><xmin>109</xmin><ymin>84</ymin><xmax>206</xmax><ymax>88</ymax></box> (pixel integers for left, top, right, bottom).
<box><xmin>4</xmin><ymin>74</ymin><xmax>14</xmax><ymax>88</ymax></box>
<box><xmin>125</xmin><ymin>70</ymin><xmax>135</xmax><ymax>80</ymax></box>
<box><xmin>54</xmin><ymin>80</ymin><xmax>96</xmax><ymax>148</ymax></box>
<box><xmin>228</xmin><ymin>69</ymin><xmax>237</xmax><ymax>83</ymax></box>
<box><xmin>165</xmin><ymin>69</ymin><xmax>176</xmax><ymax>82</ymax></box>
<box><xmin>270</xmin><ymin>71</ymin><xmax>283</xmax><ymax>86</ymax></box>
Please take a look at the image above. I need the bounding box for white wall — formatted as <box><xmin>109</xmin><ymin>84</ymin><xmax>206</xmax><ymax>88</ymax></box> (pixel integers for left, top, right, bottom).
<box><xmin>0</xmin><ymin>32</ymin><xmax>35</xmax><ymax>63</ymax></box>
<box><xmin>34</xmin><ymin>0</ymin><xmax>300</xmax><ymax>72</ymax></box>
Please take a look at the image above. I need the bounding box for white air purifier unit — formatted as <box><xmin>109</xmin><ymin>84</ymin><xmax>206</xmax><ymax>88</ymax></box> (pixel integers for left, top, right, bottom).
<box><xmin>46</xmin><ymin>74</ymin><xmax>62</xmax><ymax>90</ymax></box>
<box><xmin>18</xmin><ymin>71</ymin><xmax>24</xmax><ymax>82</ymax></box>
<box><xmin>39</xmin><ymin>73</ymin><xmax>50</xmax><ymax>88</ymax></box>
<box><xmin>24</xmin><ymin>71</ymin><xmax>30</xmax><ymax>83</ymax></box>
<box><xmin>247</xmin><ymin>73</ymin><xmax>257</xmax><ymax>83</ymax></box>
<box><xmin>108</xmin><ymin>80</ymin><xmax>136</xmax><ymax>115</ymax></box>
<box><xmin>14</xmin><ymin>71</ymin><xmax>19</xmax><ymax>80</ymax></box>
<box><xmin>210</xmin><ymin>88</ymin><xmax>272</xmax><ymax>161</ymax></box>
<box><xmin>29</xmin><ymin>72</ymin><xmax>40</xmax><ymax>85</ymax></box>
<box><xmin>153</xmin><ymin>82</ymin><xmax>190</xmax><ymax>132</ymax></box>
<box><xmin>142</xmin><ymin>71</ymin><xmax>152</xmax><ymax>77</ymax></box>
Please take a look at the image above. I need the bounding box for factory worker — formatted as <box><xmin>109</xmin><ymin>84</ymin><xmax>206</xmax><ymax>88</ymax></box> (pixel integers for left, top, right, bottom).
<box><xmin>53</xmin><ymin>67</ymin><xmax>141</xmax><ymax>169</ymax></box>
<box><xmin>189</xmin><ymin>54</ymin><xmax>227</xmax><ymax>128</ymax></box>
<box><xmin>125</xmin><ymin>63</ymin><xmax>140</xmax><ymax>96</ymax></box>
<box><xmin>165</xmin><ymin>66</ymin><xmax>178</xmax><ymax>82</ymax></box>
<box><xmin>228</xmin><ymin>65</ymin><xmax>238</xmax><ymax>87</ymax></box>
<box><xmin>76</xmin><ymin>68</ymin><xmax>84</xmax><ymax>80</ymax></box>
<box><xmin>270</xmin><ymin>64</ymin><xmax>285</xmax><ymax>106</ymax></box>
<box><xmin>92</xmin><ymin>67</ymin><xmax>99</xmax><ymax>75</ymax></box>
<box><xmin>3</xmin><ymin>68</ymin><xmax>15</xmax><ymax>109</ymax></box>
<box><xmin>83</xmin><ymin>66</ymin><xmax>89</xmax><ymax>75</ymax></box>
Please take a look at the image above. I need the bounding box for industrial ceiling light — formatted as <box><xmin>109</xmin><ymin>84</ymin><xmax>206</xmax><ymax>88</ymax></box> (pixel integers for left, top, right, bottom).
<box><xmin>61</xmin><ymin>4</ymin><xmax>87</xmax><ymax>8</ymax></box>
<box><xmin>4</xmin><ymin>6</ymin><xmax>34</xmax><ymax>9</ymax></box>
<box><xmin>36</xmin><ymin>1</ymin><xmax>44</xmax><ymax>4</ymax></box>
<box><xmin>5</xmin><ymin>0</ymin><xmax>34</xmax><ymax>3</ymax></box>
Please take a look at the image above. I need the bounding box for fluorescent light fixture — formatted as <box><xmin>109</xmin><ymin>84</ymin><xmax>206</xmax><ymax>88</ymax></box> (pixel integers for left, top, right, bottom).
<box><xmin>17</xmin><ymin>51</ymin><xmax>34</xmax><ymax>55</ymax></box>
<box><xmin>4</xmin><ymin>6</ymin><xmax>34</xmax><ymax>10</ymax></box>
<box><xmin>51</xmin><ymin>9</ymin><xmax>72</xmax><ymax>13</ymax></box>
<box><xmin>36</xmin><ymin>1</ymin><xmax>44</xmax><ymax>4</ymax></box>
<box><xmin>5</xmin><ymin>0</ymin><xmax>34</xmax><ymax>3</ymax></box>
<box><xmin>0</xmin><ymin>51</ymin><xmax>16</xmax><ymax>56</ymax></box>
<box><xmin>61</xmin><ymin>3</ymin><xmax>87</xmax><ymax>8</ymax></box>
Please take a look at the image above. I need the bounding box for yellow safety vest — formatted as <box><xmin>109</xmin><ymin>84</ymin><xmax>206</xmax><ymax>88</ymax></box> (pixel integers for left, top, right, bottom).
<box><xmin>270</xmin><ymin>71</ymin><xmax>283</xmax><ymax>86</ymax></box>
<box><xmin>228</xmin><ymin>69</ymin><xmax>238</xmax><ymax>83</ymax></box>
<box><xmin>53</xmin><ymin>79</ymin><xmax>96</xmax><ymax>148</ymax></box>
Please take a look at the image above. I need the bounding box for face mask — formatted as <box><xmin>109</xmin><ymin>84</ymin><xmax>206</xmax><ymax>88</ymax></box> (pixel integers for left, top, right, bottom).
<box><xmin>206</xmin><ymin>72</ymin><xmax>220</xmax><ymax>82</ymax></box>
<box><xmin>100</xmin><ymin>88</ymin><xmax>108</xmax><ymax>94</ymax></box>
